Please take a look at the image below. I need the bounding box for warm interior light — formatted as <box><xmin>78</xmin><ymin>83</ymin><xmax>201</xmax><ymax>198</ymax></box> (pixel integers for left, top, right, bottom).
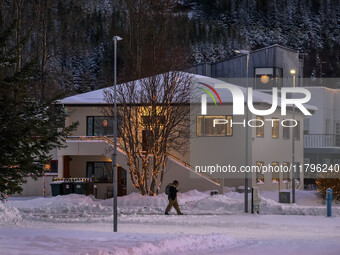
<box><xmin>44</xmin><ymin>163</ymin><xmax>51</xmax><ymax>171</ymax></box>
<box><xmin>260</xmin><ymin>75</ymin><xmax>270</xmax><ymax>84</ymax></box>
<box><xmin>103</xmin><ymin>119</ymin><xmax>108</xmax><ymax>127</ymax></box>
<box><xmin>290</xmin><ymin>69</ymin><xmax>296</xmax><ymax>75</ymax></box>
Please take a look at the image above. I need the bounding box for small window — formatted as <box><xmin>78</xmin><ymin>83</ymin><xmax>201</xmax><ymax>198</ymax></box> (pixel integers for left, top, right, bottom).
<box><xmin>283</xmin><ymin>120</ymin><xmax>290</xmax><ymax>140</ymax></box>
<box><xmin>282</xmin><ymin>162</ymin><xmax>290</xmax><ymax>182</ymax></box>
<box><xmin>196</xmin><ymin>116</ymin><xmax>232</xmax><ymax>137</ymax></box>
<box><xmin>272</xmin><ymin>162</ymin><xmax>279</xmax><ymax>183</ymax></box>
<box><xmin>272</xmin><ymin>118</ymin><xmax>279</xmax><ymax>139</ymax></box>
<box><xmin>256</xmin><ymin>161</ymin><xmax>264</xmax><ymax>184</ymax></box>
<box><xmin>256</xmin><ymin>116</ymin><xmax>264</xmax><ymax>137</ymax></box>
<box><xmin>87</xmin><ymin>116</ymin><xmax>121</xmax><ymax>137</ymax></box>
<box><xmin>294</xmin><ymin>121</ymin><xmax>300</xmax><ymax>140</ymax></box>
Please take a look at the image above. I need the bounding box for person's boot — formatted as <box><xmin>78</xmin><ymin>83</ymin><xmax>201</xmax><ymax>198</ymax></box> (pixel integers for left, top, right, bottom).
<box><xmin>178</xmin><ymin>212</ymin><xmax>183</xmax><ymax>215</ymax></box>
<box><xmin>165</xmin><ymin>212</ymin><xmax>169</xmax><ymax>215</ymax></box>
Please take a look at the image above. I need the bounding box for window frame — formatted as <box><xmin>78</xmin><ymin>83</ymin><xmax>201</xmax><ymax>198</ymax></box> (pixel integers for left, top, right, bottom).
<box><xmin>86</xmin><ymin>161</ymin><xmax>113</xmax><ymax>183</ymax></box>
<box><xmin>256</xmin><ymin>161</ymin><xmax>264</xmax><ymax>184</ymax></box>
<box><xmin>283</xmin><ymin>119</ymin><xmax>290</xmax><ymax>140</ymax></box>
<box><xmin>86</xmin><ymin>116</ymin><xmax>121</xmax><ymax>137</ymax></box>
<box><xmin>256</xmin><ymin>116</ymin><xmax>264</xmax><ymax>138</ymax></box>
<box><xmin>272</xmin><ymin>118</ymin><xmax>280</xmax><ymax>139</ymax></box>
<box><xmin>294</xmin><ymin>120</ymin><xmax>300</xmax><ymax>141</ymax></box>
<box><xmin>271</xmin><ymin>161</ymin><xmax>280</xmax><ymax>183</ymax></box>
<box><xmin>282</xmin><ymin>162</ymin><xmax>290</xmax><ymax>183</ymax></box>
<box><xmin>196</xmin><ymin>115</ymin><xmax>233</xmax><ymax>137</ymax></box>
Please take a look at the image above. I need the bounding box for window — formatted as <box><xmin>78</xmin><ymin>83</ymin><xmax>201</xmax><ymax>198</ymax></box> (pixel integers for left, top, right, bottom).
<box><xmin>256</xmin><ymin>161</ymin><xmax>264</xmax><ymax>184</ymax></box>
<box><xmin>272</xmin><ymin>118</ymin><xmax>279</xmax><ymax>139</ymax></box>
<box><xmin>142</xmin><ymin>115</ymin><xmax>165</xmax><ymax>126</ymax></box>
<box><xmin>86</xmin><ymin>162</ymin><xmax>113</xmax><ymax>183</ymax></box>
<box><xmin>197</xmin><ymin>116</ymin><xmax>232</xmax><ymax>136</ymax></box>
<box><xmin>272</xmin><ymin>162</ymin><xmax>279</xmax><ymax>183</ymax></box>
<box><xmin>294</xmin><ymin>121</ymin><xmax>300</xmax><ymax>140</ymax></box>
<box><xmin>44</xmin><ymin>160</ymin><xmax>58</xmax><ymax>173</ymax></box>
<box><xmin>282</xmin><ymin>162</ymin><xmax>290</xmax><ymax>182</ymax></box>
<box><xmin>256</xmin><ymin>116</ymin><xmax>264</xmax><ymax>137</ymax></box>
<box><xmin>283</xmin><ymin>120</ymin><xmax>290</xmax><ymax>140</ymax></box>
<box><xmin>292</xmin><ymin>162</ymin><xmax>300</xmax><ymax>181</ymax></box>
<box><xmin>255</xmin><ymin>67</ymin><xmax>283</xmax><ymax>89</ymax></box>
<box><xmin>304</xmin><ymin>118</ymin><xmax>310</xmax><ymax>135</ymax></box>
<box><xmin>87</xmin><ymin>116</ymin><xmax>121</xmax><ymax>137</ymax></box>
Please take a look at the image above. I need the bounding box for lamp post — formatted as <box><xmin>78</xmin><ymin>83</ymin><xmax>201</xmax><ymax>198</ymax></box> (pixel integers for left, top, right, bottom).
<box><xmin>290</xmin><ymin>69</ymin><xmax>296</xmax><ymax>204</ymax></box>
<box><xmin>235</xmin><ymin>49</ymin><xmax>250</xmax><ymax>213</ymax></box>
<box><xmin>112</xmin><ymin>35</ymin><xmax>122</xmax><ymax>232</ymax></box>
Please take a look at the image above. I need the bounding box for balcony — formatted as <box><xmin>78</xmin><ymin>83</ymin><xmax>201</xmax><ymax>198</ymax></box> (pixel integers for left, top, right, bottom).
<box><xmin>304</xmin><ymin>134</ymin><xmax>340</xmax><ymax>148</ymax></box>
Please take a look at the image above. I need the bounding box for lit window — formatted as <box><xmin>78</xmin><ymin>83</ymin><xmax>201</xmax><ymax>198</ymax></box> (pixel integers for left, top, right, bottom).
<box><xmin>294</xmin><ymin>121</ymin><xmax>300</xmax><ymax>140</ymax></box>
<box><xmin>282</xmin><ymin>162</ymin><xmax>290</xmax><ymax>182</ymax></box>
<box><xmin>272</xmin><ymin>118</ymin><xmax>279</xmax><ymax>139</ymax></box>
<box><xmin>272</xmin><ymin>162</ymin><xmax>279</xmax><ymax>183</ymax></box>
<box><xmin>197</xmin><ymin>116</ymin><xmax>232</xmax><ymax>137</ymax></box>
<box><xmin>256</xmin><ymin>161</ymin><xmax>264</xmax><ymax>184</ymax></box>
<box><xmin>256</xmin><ymin>116</ymin><xmax>264</xmax><ymax>137</ymax></box>
<box><xmin>87</xmin><ymin>116</ymin><xmax>121</xmax><ymax>137</ymax></box>
<box><xmin>255</xmin><ymin>67</ymin><xmax>283</xmax><ymax>89</ymax></box>
<box><xmin>283</xmin><ymin>120</ymin><xmax>290</xmax><ymax>140</ymax></box>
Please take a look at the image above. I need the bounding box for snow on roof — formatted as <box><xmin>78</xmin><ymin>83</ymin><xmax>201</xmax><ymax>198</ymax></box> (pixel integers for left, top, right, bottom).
<box><xmin>58</xmin><ymin>73</ymin><xmax>317</xmax><ymax>111</ymax></box>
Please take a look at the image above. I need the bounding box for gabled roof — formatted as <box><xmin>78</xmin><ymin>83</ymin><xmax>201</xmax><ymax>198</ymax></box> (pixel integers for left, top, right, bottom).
<box><xmin>58</xmin><ymin>73</ymin><xmax>317</xmax><ymax>111</ymax></box>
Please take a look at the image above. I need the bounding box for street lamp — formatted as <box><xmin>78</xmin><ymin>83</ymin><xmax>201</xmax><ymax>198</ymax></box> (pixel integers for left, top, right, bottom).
<box><xmin>290</xmin><ymin>69</ymin><xmax>296</xmax><ymax>204</ymax></box>
<box><xmin>235</xmin><ymin>49</ymin><xmax>250</xmax><ymax>213</ymax></box>
<box><xmin>112</xmin><ymin>35</ymin><xmax>122</xmax><ymax>232</ymax></box>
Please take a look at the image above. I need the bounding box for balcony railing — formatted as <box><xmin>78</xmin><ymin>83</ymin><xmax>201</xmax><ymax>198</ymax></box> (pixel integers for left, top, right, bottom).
<box><xmin>304</xmin><ymin>134</ymin><xmax>340</xmax><ymax>148</ymax></box>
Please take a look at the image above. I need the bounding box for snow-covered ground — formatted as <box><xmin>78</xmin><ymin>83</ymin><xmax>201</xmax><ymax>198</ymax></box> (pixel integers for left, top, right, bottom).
<box><xmin>1</xmin><ymin>190</ymin><xmax>340</xmax><ymax>254</ymax></box>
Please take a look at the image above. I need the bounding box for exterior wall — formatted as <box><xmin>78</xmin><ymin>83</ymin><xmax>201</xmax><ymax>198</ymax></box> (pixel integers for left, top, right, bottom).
<box><xmin>12</xmin><ymin>175</ymin><xmax>57</xmax><ymax>197</ymax></box>
<box><xmin>65</xmin><ymin>106</ymin><xmax>107</xmax><ymax>136</ymax></box>
<box><xmin>189</xmin><ymin>45</ymin><xmax>303</xmax><ymax>88</ymax></box>
<box><xmin>251</xmin><ymin>108</ymin><xmax>305</xmax><ymax>190</ymax></box>
<box><xmin>191</xmin><ymin>103</ymin><xmax>305</xmax><ymax>191</ymax></box>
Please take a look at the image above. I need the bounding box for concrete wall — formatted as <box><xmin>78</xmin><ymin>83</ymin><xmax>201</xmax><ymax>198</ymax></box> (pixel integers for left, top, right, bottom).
<box><xmin>12</xmin><ymin>175</ymin><xmax>57</xmax><ymax>197</ymax></box>
<box><xmin>190</xmin><ymin>103</ymin><xmax>305</xmax><ymax>191</ymax></box>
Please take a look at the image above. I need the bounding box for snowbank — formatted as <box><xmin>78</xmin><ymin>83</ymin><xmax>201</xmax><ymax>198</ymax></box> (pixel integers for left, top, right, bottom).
<box><xmin>2</xmin><ymin>189</ymin><xmax>339</xmax><ymax>224</ymax></box>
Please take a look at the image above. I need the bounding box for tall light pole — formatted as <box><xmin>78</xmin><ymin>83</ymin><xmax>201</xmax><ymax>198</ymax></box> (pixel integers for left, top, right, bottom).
<box><xmin>290</xmin><ymin>69</ymin><xmax>296</xmax><ymax>204</ymax></box>
<box><xmin>113</xmin><ymin>35</ymin><xmax>122</xmax><ymax>232</ymax></box>
<box><xmin>235</xmin><ymin>49</ymin><xmax>250</xmax><ymax>213</ymax></box>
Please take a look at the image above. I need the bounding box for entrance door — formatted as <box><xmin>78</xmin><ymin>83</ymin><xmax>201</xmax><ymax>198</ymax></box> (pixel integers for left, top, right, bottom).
<box><xmin>63</xmin><ymin>156</ymin><xmax>71</xmax><ymax>178</ymax></box>
<box><xmin>118</xmin><ymin>166</ymin><xmax>127</xmax><ymax>196</ymax></box>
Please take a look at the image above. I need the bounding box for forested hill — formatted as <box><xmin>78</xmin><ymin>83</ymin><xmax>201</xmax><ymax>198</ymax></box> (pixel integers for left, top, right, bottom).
<box><xmin>1</xmin><ymin>0</ymin><xmax>340</xmax><ymax>98</ymax></box>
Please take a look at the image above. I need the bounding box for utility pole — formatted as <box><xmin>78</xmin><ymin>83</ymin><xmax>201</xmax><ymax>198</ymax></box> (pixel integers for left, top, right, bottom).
<box><xmin>112</xmin><ymin>35</ymin><xmax>123</xmax><ymax>232</ymax></box>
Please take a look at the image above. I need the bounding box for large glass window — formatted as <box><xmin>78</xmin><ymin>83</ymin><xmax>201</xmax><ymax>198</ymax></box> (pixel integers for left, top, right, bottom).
<box><xmin>256</xmin><ymin>161</ymin><xmax>264</xmax><ymax>184</ymax></box>
<box><xmin>256</xmin><ymin>116</ymin><xmax>264</xmax><ymax>137</ymax></box>
<box><xmin>197</xmin><ymin>116</ymin><xmax>232</xmax><ymax>137</ymax></box>
<box><xmin>86</xmin><ymin>162</ymin><xmax>113</xmax><ymax>183</ymax></box>
<box><xmin>272</xmin><ymin>162</ymin><xmax>279</xmax><ymax>183</ymax></box>
<box><xmin>255</xmin><ymin>67</ymin><xmax>283</xmax><ymax>89</ymax></box>
<box><xmin>283</xmin><ymin>120</ymin><xmax>290</xmax><ymax>140</ymax></box>
<box><xmin>272</xmin><ymin>118</ymin><xmax>279</xmax><ymax>139</ymax></box>
<box><xmin>282</xmin><ymin>162</ymin><xmax>290</xmax><ymax>182</ymax></box>
<box><xmin>87</xmin><ymin>116</ymin><xmax>121</xmax><ymax>136</ymax></box>
<box><xmin>294</xmin><ymin>121</ymin><xmax>300</xmax><ymax>140</ymax></box>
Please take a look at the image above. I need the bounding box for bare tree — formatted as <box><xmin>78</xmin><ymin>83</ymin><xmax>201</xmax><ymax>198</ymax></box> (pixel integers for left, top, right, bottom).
<box><xmin>104</xmin><ymin>71</ymin><xmax>192</xmax><ymax>195</ymax></box>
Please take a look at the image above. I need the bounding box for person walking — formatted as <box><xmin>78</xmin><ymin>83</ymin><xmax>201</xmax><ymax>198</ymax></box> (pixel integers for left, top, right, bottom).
<box><xmin>165</xmin><ymin>180</ymin><xmax>183</xmax><ymax>215</ymax></box>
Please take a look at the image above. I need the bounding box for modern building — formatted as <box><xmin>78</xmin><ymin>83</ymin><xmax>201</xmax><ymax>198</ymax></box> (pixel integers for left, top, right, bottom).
<box><xmin>19</xmin><ymin>74</ymin><xmax>312</xmax><ymax>199</ymax></box>
<box><xmin>303</xmin><ymin>86</ymin><xmax>340</xmax><ymax>188</ymax></box>
<box><xmin>189</xmin><ymin>44</ymin><xmax>304</xmax><ymax>90</ymax></box>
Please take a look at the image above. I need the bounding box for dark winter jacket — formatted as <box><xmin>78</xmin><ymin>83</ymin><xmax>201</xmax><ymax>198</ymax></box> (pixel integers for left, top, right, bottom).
<box><xmin>168</xmin><ymin>185</ymin><xmax>178</xmax><ymax>201</ymax></box>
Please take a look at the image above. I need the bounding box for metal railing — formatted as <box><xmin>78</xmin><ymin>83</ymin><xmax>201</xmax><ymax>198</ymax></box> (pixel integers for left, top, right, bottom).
<box><xmin>304</xmin><ymin>134</ymin><xmax>340</xmax><ymax>148</ymax></box>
